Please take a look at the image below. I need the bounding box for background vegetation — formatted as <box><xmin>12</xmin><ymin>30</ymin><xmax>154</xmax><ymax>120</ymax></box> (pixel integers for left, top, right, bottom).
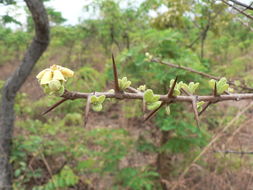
<box><xmin>1</xmin><ymin>0</ymin><xmax>253</xmax><ymax>189</ymax></box>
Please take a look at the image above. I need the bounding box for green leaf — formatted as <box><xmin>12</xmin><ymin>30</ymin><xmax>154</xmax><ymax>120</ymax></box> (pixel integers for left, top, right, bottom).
<box><xmin>147</xmin><ymin>101</ymin><xmax>162</xmax><ymax>110</ymax></box>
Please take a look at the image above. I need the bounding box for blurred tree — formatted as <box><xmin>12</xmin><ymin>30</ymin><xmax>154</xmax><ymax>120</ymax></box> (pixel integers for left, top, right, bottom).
<box><xmin>0</xmin><ymin>0</ymin><xmax>49</xmax><ymax>189</ymax></box>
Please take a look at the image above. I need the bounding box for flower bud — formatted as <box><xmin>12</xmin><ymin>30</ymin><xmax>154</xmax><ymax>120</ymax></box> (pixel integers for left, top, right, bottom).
<box><xmin>49</xmin><ymin>79</ymin><xmax>62</xmax><ymax>91</ymax></box>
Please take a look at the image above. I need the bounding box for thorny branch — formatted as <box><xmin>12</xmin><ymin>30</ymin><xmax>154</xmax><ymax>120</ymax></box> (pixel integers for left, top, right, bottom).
<box><xmin>43</xmin><ymin>56</ymin><xmax>253</xmax><ymax>127</ymax></box>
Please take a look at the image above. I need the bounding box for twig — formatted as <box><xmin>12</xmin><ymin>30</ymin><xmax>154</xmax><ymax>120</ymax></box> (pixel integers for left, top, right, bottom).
<box><xmin>42</xmin><ymin>98</ymin><xmax>68</xmax><ymax>115</ymax></box>
<box><xmin>152</xmin><ymin>58</ymin><xmax>219</xmax><ymax>80</ymax></box>
<box><xmin>192</xmin><ymin>96</ymin><xmax>200</xmax><ymax>128</ymax></box>
<box><xmin>151</xmin><ymin>58</ymin><xmax>253</xmax><ymax>91</ymax></box>
<box><xmin>228</xmin><ymin>0</ymin><xmax>253</xmax><ymax>10</ymax></box>
<box><xmin>214</xmin><ymin>150</ymin><xmax>253</xmax><ymax>155</ymax></box>
<box><xmin>127</xmin><ymin>86</ymin><xmax>140</xmax><ymax>93</ymax></box>
<box><xmin>222</xmin><ymin>0</ymin><xmax>253</xmax><ymax>20</ymax></box>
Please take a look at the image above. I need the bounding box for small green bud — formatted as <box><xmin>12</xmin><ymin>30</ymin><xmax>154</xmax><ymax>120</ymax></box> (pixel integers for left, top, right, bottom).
<box><xmin>165</xmin><ymin>106</ymin><xmax>171</xmax><ymax>115</ymax></box>
<box><xmin>119</xmin><ymin>77</ymin><xmax>131</xmax><ymax>90</ymax></box>
<box><xmin>173</xmin><ymin>89</ymin><xmax>180</xmax><ymax>96</ymax></box>
<box><xmin>98</xmin><ymin>95</ymin><xmax>106</xmax><ymax>104</ymax></box>
<box><xmin>144</xmin><ymin>89</ymin><xmax>154</xmax><ymax>103</ymax></box>
<box><xmin>228</xmin><ymin>87</ymin><xmax>234</xmax><ymax>93</ymax></box>
<box><xmin>217</xmin><ymin>83</ymin><xmax>229</xmax><ymax>94</ymax></box>
<box><xmin>90</xmin><ymin>95</ymin><xmax>106</xmax><ymax>112</ymax></box>
<box><xmin>48</xmin><ymin>79</ymin><xmax>62</xmax><ymax>91</ymax></box>
<box><xmin>188</xmin><ymin>82</ymin><xmax>199</xmax><ymax>94</ymax></box>
<box><xmin>91</xmin><ymin>95</ymin><xmax>98</xmax><ymax>103</ymax></box>
<box><xmin>51</xmin><ymin>85</ymin><xmax>65</xmax><ymax>96</ymax></box>
<box><xmin>144</xmin><ymin>89</ymin><xmax>160</xmax><ymax>103</ymax></box>
<box><xmin>137</xmin><ymin>85</ymin><xmax>146</xmax><ymax>92</ymax></box>
<box><xmin>92</xmin><ymin>104</ymin><xmax>103</xmax><ymax>112</ymax></box>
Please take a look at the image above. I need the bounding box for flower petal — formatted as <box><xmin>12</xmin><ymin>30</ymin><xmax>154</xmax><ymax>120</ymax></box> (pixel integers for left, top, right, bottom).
<box><xmin>59</xmin><ymin>66</ymin><xmax>74</xmax><ymax>78</ymax></box>
<box><xmin>53</xmin><ymin>70</ymin><xmax>65</xmax><ymax>81</ymax></box>
<box><xmin>36</xmin><ymin>69</ymin><xmax>50</xmax><ymax>80</ymax></box>
<box><xmin>40</xmin><ymin>70</ymin><xmax>53</xmax><ymax>85</ymax></box>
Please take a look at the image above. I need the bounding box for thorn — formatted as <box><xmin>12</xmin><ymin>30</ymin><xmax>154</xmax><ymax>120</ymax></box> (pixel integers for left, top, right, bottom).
<box><xmin>144</xmin><ymin>102</ymin><xmax>165</xmax><ymax>122</ymax></box>
<box><xmin>167</xmin><ymin>76</ymin><xmax>178</xmax><ymax>98</ymax></box>
<box><xmin>198</xmin><ymin>101</ymin><xmax>212</xmax><ymax>116</ymax></box>
<box><xmin>42</xmin><ymin>98</ymin><xmax>68</xmax><ymax>115</ymax></box>
<box><xmin>112</xmin><ymin>54</ymin><xmax>120</xmax><ymax>93</ymax></box>
<box><xmin>214</xmin><ymin>82</ymin><xmax>218</xmax><ymax>96</ymax></box>
<box><xmin>192</xmin><ymin>97</ymin><xmax>200</xmax><ymax>128</ymax></box>
<box><xmin>181</xmin><ymin>88</ymin><xmax>191</xmax><ymax>96</ymax></box>
<box><xmin>84</xmin><ymin>96</ymin><xmax>91</xmax><ymax>127</ymax></box>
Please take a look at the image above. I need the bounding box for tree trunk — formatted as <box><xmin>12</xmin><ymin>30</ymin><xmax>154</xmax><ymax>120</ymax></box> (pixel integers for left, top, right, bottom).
<box><xmin>157</xmin><ymin>131</ymin><xmax>172</xmax><ymax>190</ymax></box>
<box><xmin>0</xmin><ymin>0</ymin><xmax>49</xmax><ymax>189</ymax></box>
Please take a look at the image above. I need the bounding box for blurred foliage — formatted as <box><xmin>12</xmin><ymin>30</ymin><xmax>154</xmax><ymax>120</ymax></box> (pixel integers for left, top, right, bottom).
<box><xmin>1</xmin><ymin>0</ymin><xmax>253</xmax><ymax>189</ymax></box>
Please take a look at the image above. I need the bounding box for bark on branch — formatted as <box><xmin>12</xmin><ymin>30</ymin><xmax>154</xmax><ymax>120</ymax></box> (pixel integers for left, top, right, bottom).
<box><xmin>0</xmin><ymin>0</ymin><xmax>49</xmax><ymax>189</ymax></box>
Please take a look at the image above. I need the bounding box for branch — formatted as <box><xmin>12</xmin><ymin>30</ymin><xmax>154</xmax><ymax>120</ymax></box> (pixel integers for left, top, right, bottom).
<box><xmin>61</xmin><ymin>90</ymin><xmax>253</xmax><ymax>103</ymax></box>
<box><xmin>228</xmin><ymin>0</ymin><xmax>253</xmax><ymax>10</ymax></box>
<box><xmin>214</xmin><ymin>150</ymin><xmax>253</xmax><ymax>155</ymax></box>
<box><xmin>221</xmin><ymin>0</ymin><xmax>253</xmax><ymax>20</ymax></box>
<box><xmin>151</xmin><ymin>58</ymin><xmax>253</xmax><ymax>91</ymax></box>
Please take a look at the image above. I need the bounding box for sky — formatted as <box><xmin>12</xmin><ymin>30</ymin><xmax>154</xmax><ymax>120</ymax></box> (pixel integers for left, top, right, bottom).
<box><xmin>0</xmin><ymin>0</ymin><xmax>252</xmax><ymax>28</ymax></box>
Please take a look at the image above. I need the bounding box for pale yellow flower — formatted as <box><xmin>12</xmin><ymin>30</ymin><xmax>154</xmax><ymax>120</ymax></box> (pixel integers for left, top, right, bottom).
<box><xmin>53</xmin><ymin>70</ymin><xmax>65</xmax><ymax>81</ymax></box>
<box><xmin>59</xmin><ymin>67</ymin><xmax>74</xmax><ymax>77</ymax></box>
<box><xmin>40</xmin><ymin>70</ymin><xmax>53</xmax><ymax>85</ymax></box>
<box><xmin>36</xmin><ymin>65</ymin><xmax>74</xmax><ymax>85</ymax></box>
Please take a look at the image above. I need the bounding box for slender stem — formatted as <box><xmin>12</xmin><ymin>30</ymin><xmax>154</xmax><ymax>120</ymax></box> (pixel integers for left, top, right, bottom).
<box><xmin>151</xmin><ymin>58</ymin><xmax>253</xmax><ymax>91</ymax></box>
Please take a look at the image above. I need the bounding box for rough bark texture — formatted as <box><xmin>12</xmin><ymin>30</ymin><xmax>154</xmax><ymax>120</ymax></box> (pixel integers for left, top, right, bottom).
<box><xmin>0</xmin><ymin>0</ymin><xmax>49</xmax><ymax>189</ymax></box>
